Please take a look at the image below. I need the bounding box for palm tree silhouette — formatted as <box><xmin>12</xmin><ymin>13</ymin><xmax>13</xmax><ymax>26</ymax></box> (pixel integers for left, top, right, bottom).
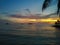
<box><xmin>42</xmin><ymin>0</ymin><xmax>60</xmax><ymax>17</ymax></box>
<box><xmin>42</xmin><ymin>1</ymin><xmax>60</xmax><ymax>44</ymax></box>
<box><xmin>42</xmin><ymin>0</ymin><xmax>60</xmax><ymax>27</ymax></box>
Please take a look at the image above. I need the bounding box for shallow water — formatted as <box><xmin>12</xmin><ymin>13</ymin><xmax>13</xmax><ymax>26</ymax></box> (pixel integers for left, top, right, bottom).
<box><xmin>0</xmin><ymin>23</ymin><xmax>60</xmax><ymax>45</ymax></box>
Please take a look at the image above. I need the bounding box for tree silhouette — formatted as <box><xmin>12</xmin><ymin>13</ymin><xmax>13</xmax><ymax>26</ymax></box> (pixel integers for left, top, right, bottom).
<box><xmin>42</xmin><ymin>0</ymin><xmax>60</xmax><ymax>44</ymax></box>
<box><xmin>42</xmin><ymin>0</ymin><xmax>60</xmax><ymax>17</ymax></box>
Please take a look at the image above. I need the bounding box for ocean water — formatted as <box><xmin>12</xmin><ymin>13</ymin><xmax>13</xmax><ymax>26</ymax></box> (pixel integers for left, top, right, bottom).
<box><xmin>0</xmin><ymin>23</ymin><xmax>60</xmax><ymax>45</ymax></box>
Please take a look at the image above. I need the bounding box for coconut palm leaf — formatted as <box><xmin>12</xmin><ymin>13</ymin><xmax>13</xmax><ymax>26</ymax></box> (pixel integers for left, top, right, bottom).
<box><xmin>57</xmin><ymin>0</ymin><xmax>60</xmax><ymax>15</ymax></box>
<box><xmin>42</xmin><ymin>0</ymin><xmax>52</xmax><ymax>11</ymax></box>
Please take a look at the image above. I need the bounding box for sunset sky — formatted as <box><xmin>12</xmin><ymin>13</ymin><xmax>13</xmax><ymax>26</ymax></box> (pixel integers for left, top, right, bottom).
<box><xmin>0</xmin><ymin>0</ymin><xmax>57</xmax><ymax>15</ymax></box>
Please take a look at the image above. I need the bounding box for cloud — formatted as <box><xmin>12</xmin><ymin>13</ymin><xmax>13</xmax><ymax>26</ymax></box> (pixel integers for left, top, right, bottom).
<box><xmin>0</xmin><ymin>12</ymin><xmax>9</xmax><ymax>14</ymax></box>
<box><xmin>41</xmin><ymin>12</ymin><xmax>57</xmax><ymax>18</ymax></box>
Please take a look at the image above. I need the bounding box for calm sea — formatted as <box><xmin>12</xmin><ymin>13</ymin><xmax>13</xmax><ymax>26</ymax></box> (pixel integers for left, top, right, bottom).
<box><xmin>0</xmin><ymin>23</ymin><xmax>60</xmax><ymax>45</ymax></box>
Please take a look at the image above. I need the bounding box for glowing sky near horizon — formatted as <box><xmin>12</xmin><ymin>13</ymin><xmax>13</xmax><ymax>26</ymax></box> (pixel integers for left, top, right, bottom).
<box><xmin>0</xmin><ymin>0</ymin><xmax>57</xmax><ymax>15</ymax></box>
<box><xmin>1</xmin><ymin>16</ymin><xmax>57</xmax><ymax>24</ymax></box>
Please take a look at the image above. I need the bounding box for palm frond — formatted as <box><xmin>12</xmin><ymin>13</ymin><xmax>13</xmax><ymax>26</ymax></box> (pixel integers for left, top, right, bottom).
<box><xmin>57</xmin><ymin>0</ymin><xmax>60</xmax><ymax>15</ymax></box>
<box><xmin>42</xmin><ymin>0</ymin><xmax>52</xmax><ymax>11</ymax></box>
